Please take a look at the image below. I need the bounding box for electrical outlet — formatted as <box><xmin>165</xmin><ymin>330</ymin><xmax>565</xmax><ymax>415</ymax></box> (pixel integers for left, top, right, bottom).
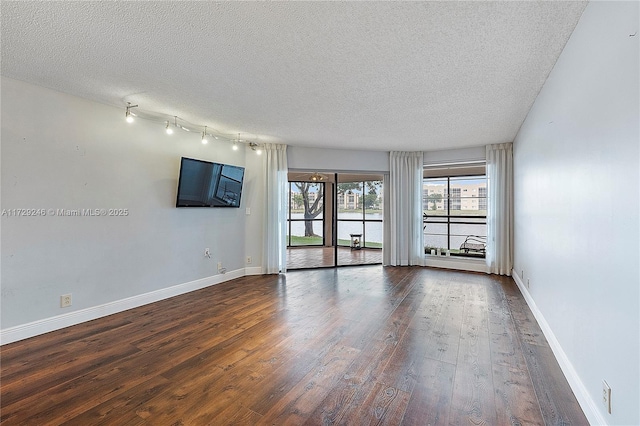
<box><xmin>60</xmin><ymin>294</ymin><xmax>72</xmax><ymax>308</ymax></box>
<box><xmin>603</xmin><ymin>380</ymin><xmax>612</xmax><ymax>414</ymax></box>
<box><xmin>217</xmin><ymin>261</ymin><xmax>222</xmax><ymax>270</ymax></box>
<box><xmin>246</xmin><ymin>256</ymin><xmax>252</xmax><ymax>264</ymax></box>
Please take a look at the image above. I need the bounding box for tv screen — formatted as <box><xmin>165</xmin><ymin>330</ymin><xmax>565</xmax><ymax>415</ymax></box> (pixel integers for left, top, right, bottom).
<box><xmin>176</xmin><ymin>157</ymin><xmax>245</xmax><ymax>208</ymax></box>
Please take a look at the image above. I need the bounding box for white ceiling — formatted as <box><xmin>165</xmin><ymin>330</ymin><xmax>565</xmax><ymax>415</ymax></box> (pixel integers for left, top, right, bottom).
<box><xmin>1</xmin><ymin>1</ymin><xmax>587</xmax><ymax>151</ymax></box>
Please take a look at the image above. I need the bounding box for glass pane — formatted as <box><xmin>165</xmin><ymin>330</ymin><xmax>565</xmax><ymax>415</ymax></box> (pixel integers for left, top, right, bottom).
<box><xmin>450</xmin><ymin>223</ymin><xmax>486</xmax><ymax>254</ymax></box>
<box><xmin>424</xmin><ymin>234</ymin><xmax>448</xmax><ymax>252</ymax></box>
<box><xmin>450</xmin><ymin>176</ymin><xmax>487</xmax><ymax>216</ymax></box>
<box><xmin>364</xmin><ymin>221</ymin><xmax>382</xmax><ymax>248</ymax></box>
<box><xmin>364</xmin><ymin>180</ymin><xmax>383</xmax><ymax>215</ymax></box>
<box><xmin>289</xmin><ymin>182</ymin><xmax>324</xmax><ymax>219</ymax></box>
<box><xmin>287</xmin><ymin>180</ymin><xmax>325</xmax><ymax>247</ymax></box>
<box><xmin>423</xmin><ymin>178</ymin><xmax>447</xmax><ymax>215</ymax></box>
<box><xmin>337</xmin><ymin>182</ymin><xmax>363</xmax><ymax>219</ymax></box>
<box><xmin>450</xmin><ymin>223</ymin><xmax>486</xmax><ymax>238</ymax></box>
<box><xmin>424</xmin><ymin>222</ymin><xmax>448</xmax><ymax>236</ymax></box>
<box><xmin>288</xmin><ymin>219</ymin><xmax>324</xmax><ymax>246</ymax></box>
<box><xmin>337</xmin><ymin>220</ymin><xmax>363</xmax><ymax>247</ymax></box>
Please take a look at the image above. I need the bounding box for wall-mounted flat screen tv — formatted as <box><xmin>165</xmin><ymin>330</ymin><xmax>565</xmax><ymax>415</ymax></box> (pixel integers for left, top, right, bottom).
<box><xmin>176</xmin><ymin>157</ymin><xmax>245</xmax><ymax>208</ymax></box>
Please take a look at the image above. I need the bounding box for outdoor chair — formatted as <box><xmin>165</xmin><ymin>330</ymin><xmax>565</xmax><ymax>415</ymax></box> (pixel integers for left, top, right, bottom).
<box><xmin>459</xmin><ymin>235</ymin><xmax>486</xmax><ymax>254</ymax></box>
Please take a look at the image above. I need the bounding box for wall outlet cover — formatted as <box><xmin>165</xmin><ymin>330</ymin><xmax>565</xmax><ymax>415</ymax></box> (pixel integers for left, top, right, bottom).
<box><xmin>60</xmin><ymin>294</ymin><xmax>72</xmax><ymax>308</ymax></box>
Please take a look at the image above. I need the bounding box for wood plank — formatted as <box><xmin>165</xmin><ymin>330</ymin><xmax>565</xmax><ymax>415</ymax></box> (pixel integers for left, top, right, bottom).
<box><xmin>335</xmin><ymin>381</ymin><xmax>411</xmax><ymax>425</ymax></box>
<box><xmin>491</xmin><ymin>364</ymin><xmax>545</xmax><ymax>425</ymax></box>
<box><xmin>401</xmin><ymin>357</ymin><xmax>455</xmax><ymax>426</ymax></box>
<box><xmin>449</xmin><ymin>285</ymin><xmax>497</xmax><ymax>426</ymax></box>
<box><xmin>257</xmin><ymin>344</ymin><xmax>360</xmax><ymax>425</ymax></box>
<box><xmin>422</xmin><ymin>281</ymin><xmax>466</xmax><ymax>364</ymax></box>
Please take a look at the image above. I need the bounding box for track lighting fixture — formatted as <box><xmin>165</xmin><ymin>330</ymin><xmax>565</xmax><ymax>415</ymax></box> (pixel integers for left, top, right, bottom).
<box><xmin>125</xmin><ymin>102</ymin><xmax>138</xmax><ymax>123</ymax></box>
<box><xmin>201</xmin><ymin>126</ymin><xmax>208</xmax><ymax>144</ymax></box>
<box><xmin>122</xmin><ymin>103</ymin><xmax>260</xmax><ymax>150</ymax></box>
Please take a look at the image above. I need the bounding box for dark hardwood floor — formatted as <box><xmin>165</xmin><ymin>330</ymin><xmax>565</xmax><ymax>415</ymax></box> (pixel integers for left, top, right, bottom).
<box><xmin>0</xmin><ymin>266</ymin><xmax>587</xmax><ymax>425</ymax></box>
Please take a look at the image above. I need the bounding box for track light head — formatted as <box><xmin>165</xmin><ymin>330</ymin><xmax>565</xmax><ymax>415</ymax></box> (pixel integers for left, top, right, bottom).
<box><xmin>165</xmin><ymin>121</ymin><xmax>173</xmax><ymax>134</ymax></box>
<box><xmin>201</xmin><ymin>126</ymin><xmax>208</xmax><ymax>144</ymax></box>
<box><xmin>249</xmin><ymin>142</ymin><xmax>262</xmax><ymax>155</ymax></box>
<box><xmin>125</xmin><ymin>102</ymin><xmax>138</xmax><ymax>123</ymax></box>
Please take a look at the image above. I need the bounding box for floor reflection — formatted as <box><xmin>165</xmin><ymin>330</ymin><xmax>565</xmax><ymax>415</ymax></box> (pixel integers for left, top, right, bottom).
<box><xmin>286</xmin><ymin>246</ymin><xmax>382</xmax><ymax>269</ymax></box>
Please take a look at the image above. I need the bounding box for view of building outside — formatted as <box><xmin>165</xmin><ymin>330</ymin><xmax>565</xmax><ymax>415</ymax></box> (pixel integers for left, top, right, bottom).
<box><xmin>423</xmin><ymin>180</ymin><xmax>486</xmax><ymax>215</ymax></box>
<box><xmin>336</xmin><ymin>191</ymin><xmax>359</xmax><ymax>210</ymax></box>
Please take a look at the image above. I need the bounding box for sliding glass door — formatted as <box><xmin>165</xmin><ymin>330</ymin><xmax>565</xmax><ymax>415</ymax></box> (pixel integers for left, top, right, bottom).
<box><xmin>286</xmin><ymin>172</ymin><xmax>383</xmax><ymax>269</ymax></box>
<box><xmin>335</xmin><ymin>176</ymin><xmax>383</xmax><ymax>266</ymax></box>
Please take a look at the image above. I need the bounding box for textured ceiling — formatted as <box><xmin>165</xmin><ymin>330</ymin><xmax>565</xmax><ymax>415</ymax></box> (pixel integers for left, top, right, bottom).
<box><xmin>1</xmin><ymin>1</ymin><xmax>587</xmax><ymax>151</ymax></box>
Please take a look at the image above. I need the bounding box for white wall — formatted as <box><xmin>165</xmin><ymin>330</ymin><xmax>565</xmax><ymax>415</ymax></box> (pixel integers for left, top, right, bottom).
<box><xmin>513</xmin><ymin>2</ymin><xmax>639</xmax><ymax>425</ymax></box>
<box><xmin>288</xmin><ymin>146</ymin><xmax>389</xmax><ymax>172</ymax></box>
<box><xmin>423</xmin><ymin>146</ymin><xmax>485</xmax><ymax>165</ymax></box>
<box><xmin>1</xmin><ymin>77</ymin><xmax>250</xmax><ymax>334</ymax></box>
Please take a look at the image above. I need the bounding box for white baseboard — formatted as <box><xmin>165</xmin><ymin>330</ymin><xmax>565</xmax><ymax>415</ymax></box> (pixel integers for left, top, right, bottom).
<box><xmin>244</xmin><ymin>266</ymin><xmax>263</xmax><ymax>276</ymax></box>
<box><xmin>424</xmin><ymin>255</ymin><xmax>489</xmax><ymax>273</ymax></box>
<box><xmin>0</xmin><ymin>268</ymin><xmax>246</xmax><ymax>346</ymax></box>
<box><xmin>511</xmin><ymin>270</ymin><xmax>605</xmax><ymax>426</ymax></box>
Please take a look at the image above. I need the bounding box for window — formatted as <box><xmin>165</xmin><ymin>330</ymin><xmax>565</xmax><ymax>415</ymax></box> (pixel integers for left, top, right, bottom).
<box><xmin>423</xmin><ymin>175</ymin><xmax>487</xmax><ymax>258</ymax></box>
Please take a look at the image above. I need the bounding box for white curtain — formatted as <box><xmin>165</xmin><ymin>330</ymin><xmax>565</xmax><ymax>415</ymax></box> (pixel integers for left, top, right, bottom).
<box><xmin>262</xmin><ymin>144</ymin><xmax>288</xmax><ymax>274</ymax></box>
<box><xmin>384</xmin><ymin>151</ymin><xmax>424</xmax><ymax>266</ymax></box>
<box><xmin>486</xmin><ymin>143</ymin><xmax>513</xmax><ymax>275</ymax></box>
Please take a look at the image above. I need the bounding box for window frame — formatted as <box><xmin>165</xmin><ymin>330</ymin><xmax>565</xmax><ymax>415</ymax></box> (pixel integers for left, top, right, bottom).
<box><xmin>336</xmin><ymin>180</ymin><xmax>383</xmax><ymax>249</ymax></box>
<box><xmin>423</xmin><ymin>174</ymin><xmax>487</xmax><ymax>258</ymax></box>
